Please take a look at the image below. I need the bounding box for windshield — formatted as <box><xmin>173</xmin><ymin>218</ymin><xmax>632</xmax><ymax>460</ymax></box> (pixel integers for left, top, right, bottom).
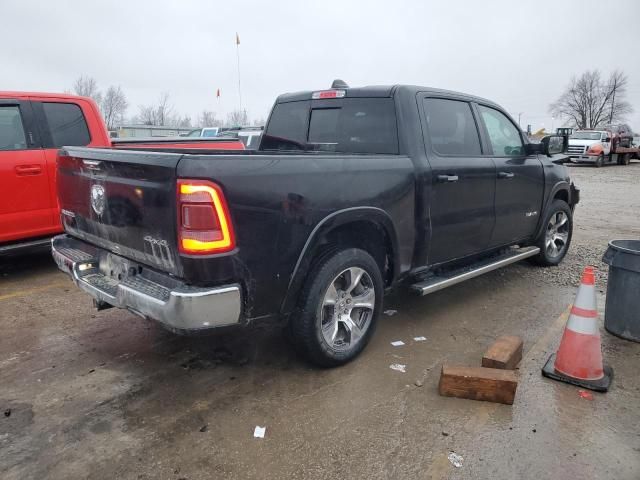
<box><xmin>186</xmin><ymin>129</ymin><xmax>201</xmax><ymax>137</ymax></box>
<box><xmin>571</xmin><ymin>131</ymin><xmax>603</xmax><ymax>140</ymax></box>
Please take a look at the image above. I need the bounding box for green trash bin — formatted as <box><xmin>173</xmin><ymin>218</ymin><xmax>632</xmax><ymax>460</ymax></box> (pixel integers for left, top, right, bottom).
<box><xmin>602</xmin><ymin>240</ymin><xmax>640</xmax><ymax>342</ymax></box>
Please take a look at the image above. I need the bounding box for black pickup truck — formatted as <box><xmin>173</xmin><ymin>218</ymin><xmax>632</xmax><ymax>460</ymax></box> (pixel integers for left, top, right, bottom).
<box><xmin>52</xmin><ymin>81</ymin><xmax>579</xmax><ymax>366</ymax></box>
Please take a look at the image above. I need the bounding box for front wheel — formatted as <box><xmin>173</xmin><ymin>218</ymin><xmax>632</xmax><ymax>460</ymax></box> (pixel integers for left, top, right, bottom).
<box><xmin>530</xmin><ymin>200</ymin><xmax>573</xmax><ymax>266</ymax></box>
<box><xmin>289</xmin><ymin>248</ymin><xmax>384</xmax><ymax>367</ymax></box>
<box><xmin>595</xmin><ymin>154</ymin><xmax>604</xmax><ymax>168</ymax></box>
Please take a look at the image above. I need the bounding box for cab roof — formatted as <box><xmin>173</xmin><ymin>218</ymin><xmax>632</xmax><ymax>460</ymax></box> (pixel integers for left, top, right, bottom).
<box><xmin>276</xmin><ymin>84</ymin><xmax>501</xmax><ymax>109</ymax></box>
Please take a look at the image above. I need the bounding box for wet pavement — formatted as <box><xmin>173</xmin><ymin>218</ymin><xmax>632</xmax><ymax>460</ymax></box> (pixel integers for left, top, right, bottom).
<box><xmin>1</xmin><ymin>163</ymin><xmax>639</xmax><ymax>479</ymax></box>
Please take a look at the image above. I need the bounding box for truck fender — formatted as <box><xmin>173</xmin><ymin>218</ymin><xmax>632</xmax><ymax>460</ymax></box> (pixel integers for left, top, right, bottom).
<box><xmin>280</xmin><ymin>207</ymin><xmax>400</xmax><ymax>315</ymax></box>
<box><xmin>533</xmin><ymin>181</ymin><xmax>571</xmax><ymax>240</ymax></box>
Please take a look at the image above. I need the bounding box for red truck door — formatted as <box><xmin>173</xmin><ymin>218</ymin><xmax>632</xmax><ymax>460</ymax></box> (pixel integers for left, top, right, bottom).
<box><xmin>0</xmin><ymin>99</ymin><xmax>54</xmax><ymax>243</ymax></box>
<box><xmin>31</xmin><ymin>99</ymin><xmax>95</xmax><ymax>233</ymax></box>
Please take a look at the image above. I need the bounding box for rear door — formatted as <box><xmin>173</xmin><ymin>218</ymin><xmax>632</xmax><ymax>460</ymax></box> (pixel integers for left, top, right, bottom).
<box><xmin>0</xmin><ymin>99</ymin><xmax>53</xmax><ymax>243</ymax></box>
<box><xmin>475</xmin><ymin>104</ymin><xmax>543</xmax><ymax>246</ymax></box>
<box><xmin>420</xmin><ymin>96</ymin><xmax>496</xmax><ymax>264</ymax></box>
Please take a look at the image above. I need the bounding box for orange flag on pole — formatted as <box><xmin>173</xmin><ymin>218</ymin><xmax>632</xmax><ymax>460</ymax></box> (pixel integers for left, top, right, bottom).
<box><xmin>235</xmin><ymin>32</ymin><xmax>240</xmax><ymax>45</ymax></box>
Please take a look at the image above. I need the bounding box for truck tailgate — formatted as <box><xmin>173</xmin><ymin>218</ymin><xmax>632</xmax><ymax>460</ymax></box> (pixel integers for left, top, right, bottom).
<box><xmin>57</xmin><ymin>147</ymin><xmax>183</xmax><ymax>276</ymax></box>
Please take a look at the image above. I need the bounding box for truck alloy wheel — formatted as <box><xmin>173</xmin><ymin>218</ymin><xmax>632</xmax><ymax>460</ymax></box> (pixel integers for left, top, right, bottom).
<box><xmin>320</xmin><ymin>267</ymin><xmax>376</xmax><ymax>350</ymax></box>
<box><xmin>545</xmin><ymin>211</ymin><xmax>570</xmax><ymax>259</ymax></box>
<box><xmin>595</xmin><ymin>154</ymin><xmax>604</xmax><ymax>168</ymax></box>
<box><xmin>530</xmin><ymin>200</ymin><xmax>573</xmax><ymax>266</ymax></box>
<box><xmin>290</xmin><ymin>248</ymin><xmax>383</xmax><ymax>366</ymax></box>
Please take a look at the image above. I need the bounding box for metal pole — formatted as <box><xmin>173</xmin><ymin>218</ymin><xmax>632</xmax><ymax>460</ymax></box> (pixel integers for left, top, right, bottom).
<box><xmin>609</xmin><ymin>82</ymin><xmax>616</xmax><ymax>125</ymax></box>
<box><xmin>236</xmin><ymin>40</ymin><xmax>242</xmax><ymax>115</ymax></box>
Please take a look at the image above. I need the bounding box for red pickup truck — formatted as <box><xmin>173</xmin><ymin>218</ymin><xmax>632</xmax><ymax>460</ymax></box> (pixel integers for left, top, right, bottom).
<box><xmin>0</xmin><ymin>92</ymin><xmax>244</xmax><ymax>253</ymax></box>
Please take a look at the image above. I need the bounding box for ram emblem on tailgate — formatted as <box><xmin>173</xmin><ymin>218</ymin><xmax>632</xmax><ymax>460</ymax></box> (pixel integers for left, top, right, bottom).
<box><xmin>90</xmin><ymin>184</ymin><xmax>106</xmax><ymax>216</ymax></box>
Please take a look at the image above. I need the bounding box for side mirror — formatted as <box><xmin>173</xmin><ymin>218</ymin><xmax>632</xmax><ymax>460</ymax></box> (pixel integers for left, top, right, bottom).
<box><xmin>540</xmin><ymin>134</ymin><xmax>567</xmax><ymax>155</ymax></box>
<box><xmin>604</xmin><ymin>137</ymin><xmax>611</xmax><ymax>143</ymax></box>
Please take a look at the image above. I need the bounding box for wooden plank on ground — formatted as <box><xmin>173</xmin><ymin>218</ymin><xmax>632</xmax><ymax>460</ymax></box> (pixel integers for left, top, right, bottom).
<box><xmin>482</xmin><ymin>335</ymin><xmax>523</xmax><ymax>370</ymax></box>
<box><xmin>438</xmin><ymin>365</ymin><xmax>518</xmax><ymax>405</ymax></box>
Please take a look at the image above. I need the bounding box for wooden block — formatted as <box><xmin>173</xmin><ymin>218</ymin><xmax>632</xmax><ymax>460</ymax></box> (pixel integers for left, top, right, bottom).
<box><xmin>482</xmin><ymin>335</ymin><xmax>523</xmax><ymax>370</ymax></box>
<box><xmin>438</xmin><ymin>365</ymin><xmax>518</xmax><ymax>405</ymax></box>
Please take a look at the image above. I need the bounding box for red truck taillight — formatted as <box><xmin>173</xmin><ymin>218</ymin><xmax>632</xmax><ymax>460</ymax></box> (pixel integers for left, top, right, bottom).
<box><xmin>177</xmin><ymin>179</ymin><xmax>235</xmax><ymax>255</ymax></box>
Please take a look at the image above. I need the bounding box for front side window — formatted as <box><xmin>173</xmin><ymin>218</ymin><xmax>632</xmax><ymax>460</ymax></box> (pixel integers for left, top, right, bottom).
<box><xmin>423</xmin><ymin>98</ymin><xmax>482</xmax><ymax>156</ymax></box>
<box><xmin>0</xmin><ymin>106</ymin><xmax>27</xmax><ymax>151</ymax></box>
<box><xmin>42</xmin><ymin>102</ymin><xmax>90</xmax><ymax>148</ymax></box>
<box><xmin>478</xmin><ymin>105</ymin><xmax>524</xmax><ymax>156</ymax></box>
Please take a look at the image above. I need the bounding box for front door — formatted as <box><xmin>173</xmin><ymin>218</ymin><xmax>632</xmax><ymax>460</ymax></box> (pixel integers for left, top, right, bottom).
<box><xmin>420</xmin><ymin>96</ymin><xmax>496</xmax><ymax>264</ymax></box>
<box><xmin>475</xmin><ymin>104</ymin><xmax>544</xmax><ymax>246</ymax></box>
<box><xmin>0</xmin><ymin>100</ymin><xmax>52</xmax><ymax>243</ymax></box>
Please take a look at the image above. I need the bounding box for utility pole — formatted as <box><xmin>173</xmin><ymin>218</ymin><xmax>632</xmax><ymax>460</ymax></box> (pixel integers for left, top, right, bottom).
<box><xmin>609</xmin><ymin>76</ymin><xmax>617</xmax><ymax>125</ymax></box>
<box><xmin>235</xmin><ymin>32</ymin><xmax>242</xmax><ymax>115</ymax></box>
<box><xmin>518</xmin><ymin>112</ymin><xmax>523</xmax><ymax>128</ymax></box>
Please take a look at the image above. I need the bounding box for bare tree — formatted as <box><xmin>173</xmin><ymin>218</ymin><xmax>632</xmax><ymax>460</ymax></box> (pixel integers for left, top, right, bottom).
<box><xmin>176</xmin><ymin>115</ymin><xmax>192</xmax><ymax>128</ymax></box>
<box><xmin>136</xmin><ymin>105</ymin><xmax>158</xmax><ymax>125</ymax></box>
<box><xmin>136</xmin><ymin>92</ymin><xmax>175</xmax><ymax>126</ymax></box>
<box><xmin>198</xmin><ymin>110</ymin><xmax>222</xmax><ymax>127</ymax></box>
<box><xmin>72</xmin><ymin>75</ymin><xmax>102</xmax><ymax>105</ymax></box>
<box><xmin>101</xmin><ymin>86</ymin><xmax>128</xmax><ymax>130</ymax></box>
<box><xmin>156</xmin><ymin>92</ymin><xmax>173</xmax><ymax>126</ymax></box>
<box><xmin>226</xmin><ymin>110</ymin><xmax>248</xmax><ymax>127</ymax></box>
<box><xmin>550</xmin><ymin>70</ymin><xmax>632</xmax><ymax>129</ymax></box>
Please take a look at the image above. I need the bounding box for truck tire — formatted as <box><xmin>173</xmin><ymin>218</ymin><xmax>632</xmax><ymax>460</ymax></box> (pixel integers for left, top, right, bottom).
<box><xmin>530</xmin><ymin>200</ymin><xmax>573</xmax><ymax>266</ymax></box>
<box><xmin>622</xmin><ymin>153</ymin><xmax>631</xmax><ymax>165</ymax></box>
<box><xmin>289</xmin><ymin>248</ymin><xmax>383</xmax><ymax>367</ymax></box>
<box><xmin>595</xmin><ymin>154</ymin><xmax>604</xmax><ymax>168</ymax></box>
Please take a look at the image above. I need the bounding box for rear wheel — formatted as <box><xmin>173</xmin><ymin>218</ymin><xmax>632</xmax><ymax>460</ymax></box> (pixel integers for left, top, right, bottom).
<box><xmin>622</xmin><ymin>153</ymin><xmax>631</xmax><ymax>165</ymax></box>
<box><xmin>530</xmin><ymin>200</ymin><xmax>573</xmax><ymax>266</ymax></box>
<box><xmin>289</xmin><ymin>248</ymin><xmax>383</xmax><ymax>367</ymax></box>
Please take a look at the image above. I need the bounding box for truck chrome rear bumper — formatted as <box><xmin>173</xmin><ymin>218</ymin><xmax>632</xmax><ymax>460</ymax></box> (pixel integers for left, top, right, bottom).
<box><xmin>51</xmin><ymin>234</ymin><xmax>242</xmax><ymax>332</ymax></box>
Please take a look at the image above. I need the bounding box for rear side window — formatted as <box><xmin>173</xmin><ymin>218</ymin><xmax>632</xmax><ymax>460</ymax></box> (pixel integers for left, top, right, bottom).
<box><xmin>42</xmin><ymin>102</ymin><xmax>91</xmax><ymax>148</ymax></box>
<box><xmin>307</xmin><ymin>98</ymin><xmax>398</xmax><ymax>154</ymax></box>
<box><xmin>0</xmin><ymin>106</ymin><xmax>27</xmax><ymax>151</ymax></box>
<box><xmin>261</xmin><ymin>98</ymin><xmax>398</xmax><ymax>154</ymax></box>
<box><xmin>261</xmin><ymin>101</ymin><xmax>310</xmax><ymax>150</ymax></box>
<box><xmin>423</xmin><ymin>98</ymin><xmax>481</xmax><ymax>156</ymax></box>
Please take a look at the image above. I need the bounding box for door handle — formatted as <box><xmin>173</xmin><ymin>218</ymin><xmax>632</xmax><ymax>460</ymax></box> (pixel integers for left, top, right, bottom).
<box><xmin>436</xmin><ymin>174</ymin><xmax>459</xmax><ymax>183</ymax></box>
<box><xmin>15</xmin><ymin>164</ymin><xmax>42</xmax><ymax>176</ymax></box>
<box><xmin>497</xmin><ymin>171</ymin><xmax>515</xmax><ymax>179</ymax></box>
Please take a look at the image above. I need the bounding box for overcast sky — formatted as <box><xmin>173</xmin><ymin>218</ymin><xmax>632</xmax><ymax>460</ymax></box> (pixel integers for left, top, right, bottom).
<box><xmin>3</xmin><ymin>0</ymin><xmax>640</xmax><ymax>130</ymax></box>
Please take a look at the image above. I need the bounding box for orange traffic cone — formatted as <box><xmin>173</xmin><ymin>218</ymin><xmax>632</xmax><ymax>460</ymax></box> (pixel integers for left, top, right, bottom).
<box><xmin>542</xmin><ymin>266</ymin><xmax>613</xmax><ymax>392</ymax></box>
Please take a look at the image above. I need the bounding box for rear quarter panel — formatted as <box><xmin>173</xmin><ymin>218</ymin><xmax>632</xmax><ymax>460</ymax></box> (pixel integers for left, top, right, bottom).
<box><xmin>177</xmin><ymin>153</ymin><xmax>415</xmax><ymax>319</ymax></box>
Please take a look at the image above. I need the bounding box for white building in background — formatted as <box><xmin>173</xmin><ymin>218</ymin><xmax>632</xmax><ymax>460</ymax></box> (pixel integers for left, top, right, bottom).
<box><xmin>111</xmin><ymin>124</ymin><xmax>194</xmax><ymax>138</ymax></box>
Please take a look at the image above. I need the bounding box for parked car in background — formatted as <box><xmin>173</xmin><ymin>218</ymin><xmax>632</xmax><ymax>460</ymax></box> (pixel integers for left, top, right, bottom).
<box><xmin>52</xmin><ymin>82</ymin><xmax>578</xmax><ymax>367</ymax></box>
<box><xmin>185</xmin><ymin>127</ymin><xmax>220</xmax><ymax>138</ymax></box>
<box><xmin>0</xmin><ymin>92</ymin><xmax>244</xmax><ymax>254</ymax></box>
<box><xmin>603</xmin><ymin>123</ymin><xmax>633</xmax><ymax>148</ymax></box>
<box><xmin>217</xmin><ymin>126</ymin><xmax>264</xmax><ymax>149</ymax></box>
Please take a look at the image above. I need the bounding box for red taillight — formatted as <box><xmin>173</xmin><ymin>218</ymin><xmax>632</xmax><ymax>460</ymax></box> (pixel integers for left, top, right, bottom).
<box><xmin>311</xmin><ymin>90</ymin><xmax>346</xmax><ymax>99</ymax></box>
<box><xmin>177</xmin><ymin>179</ymin><xmax>235</xmax><ymax>255</ymax></box>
